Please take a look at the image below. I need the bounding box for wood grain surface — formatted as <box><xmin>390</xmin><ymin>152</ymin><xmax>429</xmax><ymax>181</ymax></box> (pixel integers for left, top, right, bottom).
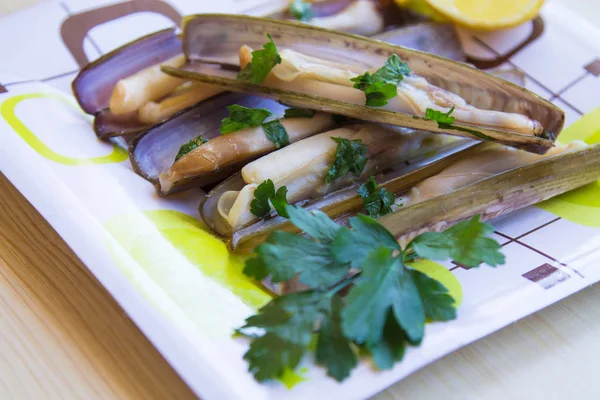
<box><xmin>1</xmin><ymin>1</ymin><xmax>600</xmax><ymax>400</ymax></box>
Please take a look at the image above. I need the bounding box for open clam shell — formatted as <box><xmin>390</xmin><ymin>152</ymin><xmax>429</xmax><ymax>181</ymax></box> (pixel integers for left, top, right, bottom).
<box><xmin>230</xmin><ymin>142</ymin><xmax>600</xmax><ymax>252</ymax></box>
<box><xmin>72</xmin><ymin>28</ymin><xmax>182</xmax><ymax>138</ymax></box>
<box><xmin>129</xmin><ymin>92</ymin><xmax>286</xmax><ymax>193</ymax></box>
<box><xmin>163</xmin><ymin>14</ymin><xmax>562</xmax><ymax>154</ymax></box>
<box><xmin>202</xmin><ymin>131</ymin><xmax>474</xmax><ymax>239</ymax></box>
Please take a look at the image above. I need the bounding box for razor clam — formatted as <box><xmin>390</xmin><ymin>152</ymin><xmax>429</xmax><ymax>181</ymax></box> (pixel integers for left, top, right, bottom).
<box><xmin>231</xmin><ymin>141</ymin><xmax>600</xmax><ymax>252</ymax></box>
<box><xmin>201</xmin><ymin>124</ymin><xmax>460</xmax><ymax>236</ymax></box>
<box><xmin>130</xmin><ymin>92</ymin><xmax>285</xmax><ymax>192</ymax></box>
<box><xmin>163</xmin><ymin>15</ymin><xmax>562</xmax><ymax>154</ymax></box>
<box><xmin>71</xmin><ymin>28</ymin><xmax>182</xmax><ymax>137</ymax></box>
<box><xmin>157</xmin><ymin>109</ymin><xmax>336</xmax><ymax>195</ymax></box>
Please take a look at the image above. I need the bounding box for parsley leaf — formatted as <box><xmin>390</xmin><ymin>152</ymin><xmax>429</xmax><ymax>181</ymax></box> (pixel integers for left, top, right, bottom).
<box><xmin>262</xmin><ymin>119</ymin><xmax>290</xmax><ymax>149</ymax></box>
<box><xmin>286</xmin><ymin>206</ymin><xmax>341</xmax><ymax>243</ymax></box>
<box><xmin>409</xmin><ymin>269</ymin><xmax>456</xmax><ymax>322</ymax></box>
<box><xmin>250</xmin><ymin>179</ymin><xmax>276</xmax><ymax>218</ymax></box>
<box><xmin>425</xmin><ymin>107</ymin><xmax>455</xmax><ymax>126</ymax></box>
<box><xmin>220</xmin><ymin>104</ymin><xmax>272</xmax><ymax>134</ymax></box>
<box><xmin>350</xmin><ymin>72</ymin><xmax>374</xmax><ymax>91</ymax></box>
<box><xmin>425</xmin><ymin>106</ymin><xmax>494</xmax><ymax>141</ymax></box>
<box><xmin>237</xmin><ymin>34</ymin><xmax>282</xmax><ymax>84</ymax></box>
<box><xmin>341</xmin><ymin>247</ymin><xmax>425</xmax><ymax>345</ymax></box>
<box><xmin>289</xmin><ymin>0</ymin><xmax>313</xmax><ymax>21</ymax></box>
<box><xmin>408</xmin><ymin>215</ymin><xmax>505</xmax><ymax>268</ymax></box>
<box><xmin>367</xmin><ymin>312</ymin><xmax>407</xmax><ymax>370</ymax></box>
<box><xmin>326</xmin><ymin>137</ymin><xmax>368</xmax><ymax>184</ymax></box>
<box><xmin>240</xmin><ymin>290</ymin><xmax>326</xmax><ymax>381</ymax></box>
<box><xmin>316</xmin><ymin>295</ymin><xmax>358</xmax><ymax>381</ymax></box>
<box><xmin>331</xmin><ymin>214</ymin><xmax>400</xmax><ymax>269</ymax></box>
<box><xmin>271</xmin><ymin>186</ymin><xmax>290</xmax><ymax>218</ymax></box>
<box><xmin>174</xmin><ymin>135</ymin><xmax>207</xmax><ymax>161</ymax></box>
<box><xmin>364</xmin><ymin>82</ymin><xmax>397</xmax><ymax>107</ymax></box>
<box><xmin>372</xmin><ymin>54</ymin><xmax>412</xmax><ymax>85</ymax></box>
<box><xmin>244</xmin><ymin>231</ymin><xmax>350</xmax><ymax>288</ymax></box>
<box><xmin>358</xmin><ymin>176</ymin><xmax>395</xmax><ymax>218</ymax></box>
<box><xmin>238</xmin><ymin>208</ymin><xmax>504</xmax><ymax>383</ymax></box>
<box><xmin>243</xmin><ymin>333</ymin><xmax>304</xmax><ymax>382</ymax></box>
<box><xmin>283</xmin><ymin>107</ymin><xmax>316</xmax><ymax>118</ymax></box>
<box><xmin>249</xmin><ymin>179</ymin><xmax>290</xmax><ymax>218</ymax></box>
<box><xmin>351</xmin><ymin>54</ymin><xmax>411</xmax><ymax>107</ymax></box>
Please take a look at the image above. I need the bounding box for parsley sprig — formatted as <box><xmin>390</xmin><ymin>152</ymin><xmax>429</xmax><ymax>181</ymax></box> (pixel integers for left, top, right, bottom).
<box><xmin>425</xmin><ymin>106</ymin><xmax>493</xmax><ymax>141</ymax></box>
<box><xmin>357</xmin><ymin>176</ymin><xmax>396</xmax><ymax>218</ymax></box>
<box><xmin>174</xmin><ymin>135</ymin><xmax>207</xmax><ymax>161</ymax></box>
<box><xmin>220</xmin><ymin>105</ymin><xmax>272</xmax><ymax>134</ymax></box>
<box><xmin>289</xmin><ymin>0</ymin><xmax>313</xmax><ymax>22</ymax></box>
<box><xmin>351</xmin><ymin>54</ymin><xmax>411</xmax><ymax>107</ymax></box>
<box><xmin>326</xmin><ymin>137</ymin><xmax>368</xmax><ymax>184</ymax></box>
<box><xmin>250</xmin><ymin>179</ymin><xmax>290</xmax><ymax>218</ymax></box>
<box><xmin>237</xmin><ymin>34</ymin><xmax>282</xmax><ymax>84</ymax></box>
<box><xmin>239</xmin><ymin>206</ymin><xmax>505</xmax><ymax>382</ymax></box>
<box><xmin>262</xmin><ymin>119</ymin><xmax>290</xmax><ymax>149</ymax></box>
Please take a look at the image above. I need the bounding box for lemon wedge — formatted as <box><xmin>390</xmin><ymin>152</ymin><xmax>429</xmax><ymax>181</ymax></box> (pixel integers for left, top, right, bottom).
<box><xmin>424</xmin><ymin>0</ymin><xmax>545</xmax><ymax>30</ymax></box>
<box><xmin>394</xmin><ymin>0</ymin><xmax>448</xmax><ymax>22</ymax></box>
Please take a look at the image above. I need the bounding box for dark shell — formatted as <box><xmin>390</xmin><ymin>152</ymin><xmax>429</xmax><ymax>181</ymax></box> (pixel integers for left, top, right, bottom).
<box><xmin>72</xmin><ymin>28</ymin><xmax>181</xmax><ymax>115</ymax></box>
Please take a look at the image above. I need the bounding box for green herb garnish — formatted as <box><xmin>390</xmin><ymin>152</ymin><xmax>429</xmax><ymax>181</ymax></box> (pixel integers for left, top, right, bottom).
<box><xmin>351</xmin><ymin>54</ymin><xmax>411</xmax><ymax>107</ymax></box>
<box><xmin>174</xmin><ymin>135</ymin><xmax>207</xmax><ymax>161</ymax></box>
<box><xmin>425</xmin><ymin>107</ymin><xmax>456</xmax><ymax>126</ymax></box>
<box><xmin>326</xmin><ymin>137</ymin><xmax>368</xmax><ymax>184</ymax></box>
<box><xmin>283</xmin><ymin>107</ymin><xmax>316</xmax><ymax>118</ymax></box>
<box><xmin>239</xmin><ymin>206</ymin><xmax>505</xmax><ymax>382</ymax></box>
<box><xmin>262</xmin><ymin>119</ymin><xmax>290</xmax><ymax>149</ymax></box>
<box><xmin>425</xmin><ymin>106</ymin><xmax>494</xmax><ymax>141</ymax></box>
<box><xmin>289</xmin><ymin>0</ymin><xmax>313</xmax><ymax>21</ymax></box>
<box><xmin>237</xmin><ymin>34</ymin><xmax>282</xmax><ymax>84</ymax></box>
<box><xmin>220</xmin><ymin>104</ymin><xmax>272</xmax><ymax>134</ymax></box>
<box><xmin>250</xmin><ymin>179</ymin><xmax>290</xmax><ymax>218</ymax></box>
<box><xmin>357</xmin><ymin>176</ymin><xmax>396</xmax><ymax>218</ymax></box>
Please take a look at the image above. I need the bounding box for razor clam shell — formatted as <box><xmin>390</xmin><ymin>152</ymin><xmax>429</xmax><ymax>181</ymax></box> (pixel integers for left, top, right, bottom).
<box><xmin>229</xmin><ymin>138</ymin><xmax>479</xmax><ymax>251</ymax></box>
<box><xmin>72</xmin><ymin>28</ymin><xmax>181</xmax><ymax>115</ymax></box>
<box><xmin>94</xmin><ymin>109</ymin><xmax>148</xmax><ymax>139</ymax></box>
<box><xmin>168</xmin><ymin>14</ymin><xmax>561</xmax><ymax>154</ymax></box>
<box><xmin>379</xmin><ymin>144</ymin><xmax>600</xmax><ymax>244</ymax></box>
<box><xmin>200</xmin><ymin>173</ymin><xmax>246</xmax><ymax>237</ymax></box>
<box><xmin>373</xmin><ymin>23</ymin><xmax>465</xmax><ymax>62</ymax></box>
<box><xmin>232</xmin><ymin>143</ymin><xmax>600</xmax><ymax>253</ymax></box>
<box><xmin>129</xmin><ymin>92</ymin><xmax>286</xmax><ymax>193</ymax></box>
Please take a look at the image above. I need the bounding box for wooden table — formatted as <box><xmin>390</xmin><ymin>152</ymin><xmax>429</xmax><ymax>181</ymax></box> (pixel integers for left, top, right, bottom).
<box><xmin>1</xmin><ymin>1</ymin><xmax>599</xmax><ymax>399</ymax></box>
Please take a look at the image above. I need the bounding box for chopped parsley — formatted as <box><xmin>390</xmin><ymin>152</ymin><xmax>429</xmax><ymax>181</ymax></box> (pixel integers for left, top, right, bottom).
<box><xmin>250</xmin><ymin>179</ymin><xmax>290</xmax><ymax>218</ymax></box>
<box><xmin>237</xmin><ymin>34</ymin><xmax>282</xmax><ymax>84</ymax></box>
<box><xmin>220</xmin><ymin>104</ymin><xmax>272</xmax><ymax>134</ymax></box>
<box><xmin>239</xmin><ymin>206</ymin><xmax>505</xmax><ymax>382</ymax></box>
<box><xmin>289</xmin><ymin>0</ymin><xmax>313</xmax><ymax>22</ymax></box>
<box><xmin>425</xmin><ymin>107</ymin><xmax>455</xmax><ymax>126</ymax></box>
<box><xmin>283</xmin><ymin>107</ymin><xmax>316</xmax><ymax>118</ymax></box>
<box><xmin>262</xmin><ymin>119</ymin><xmax>290</xmax><ymax>149</ymax></box>
<box><xmin>425</xmin><ymin>106</ymin><xmax>493</xmax><ymax>141</ymax></box>
<box><xmin>351</xmin><ymin>54</ymin><xmax>412</xmax><ymax>107</ymax></box>
<box><xmin>357</xmin><ymin>176</ymin><xmax>396</xmax><ymax>218</ymax></box>
<box><xmin>325</xmin><ymin>137</ymin><xmax>368</xmax><ymax>184</ymax></box>
<box><xmin>174</xmin><ymin>135</ymin><xmax>207</xmax><ymax>161</ymax></box>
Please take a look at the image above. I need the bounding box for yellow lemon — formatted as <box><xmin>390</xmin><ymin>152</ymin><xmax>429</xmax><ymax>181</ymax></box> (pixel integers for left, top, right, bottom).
<box><xmin>424</xmin><ymin>0</ymin><xmax>545</xmax><ymax>30</ymax></box>
<box><xmin>394</xmin><ymin>0</ymin><xmax>448</xmax><ymax>22</ymax></box>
